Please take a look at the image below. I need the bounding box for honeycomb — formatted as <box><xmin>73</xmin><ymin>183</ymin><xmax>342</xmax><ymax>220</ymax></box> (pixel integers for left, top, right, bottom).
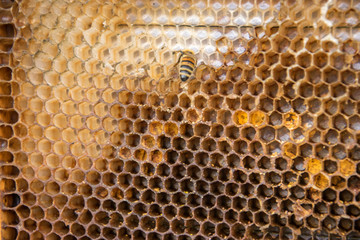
<box><xmin>1</xmin><ymin>0</ymin><xmax>360</xmax><ymax>239</ymax></box>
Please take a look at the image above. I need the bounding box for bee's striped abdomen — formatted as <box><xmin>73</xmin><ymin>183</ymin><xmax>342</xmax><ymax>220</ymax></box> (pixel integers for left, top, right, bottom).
<box><xmin>179</xmin><ymin>55</ymin><xmax>196</xmax><ymax>82</ymax></box>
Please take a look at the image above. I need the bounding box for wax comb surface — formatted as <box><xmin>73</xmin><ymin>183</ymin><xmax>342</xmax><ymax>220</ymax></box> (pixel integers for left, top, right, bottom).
<box><xmin>1</xmin><ymin>0</ymin><xmax>360</xmax><ymax>239</ymax></box>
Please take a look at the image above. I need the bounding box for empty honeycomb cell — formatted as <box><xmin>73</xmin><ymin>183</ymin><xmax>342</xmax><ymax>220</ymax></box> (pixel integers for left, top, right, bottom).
<box><xmin>340</xmin><ymin>101</ymin><xmax>355</xmax><ymax>117</ymax></box>
<box><xmin>340</xmin><ymin>69</ymin><xmax>355</xmax><ymax>85</ymax></box>
<box><xmin>0</xmin><ymin>151</ymin><xmax>13</xmax><ymax>165</ymax></box>
<box><xmin>133</xmin><ymin>148</ymin><xmax>146</xmax><ymax>161</ymax></box>
<box><xmin>200</xmin><ymin>108</ymin><xmax>215</xmax><ymax>123</ymax></box>
<box><xmin>0</xmin><ymin>39</ymin><xmax>13</xmax><ymax>55</ymax></box>
<box><xmin>347</xmin><ymin>175</ymin><xmax>360</xmax><ymax>190</ymax></box>
<box><xmin>179</xmin><ymin>94</ymin><xmax>191</xmax><ymax>109</ymax></box>
<box><xmin>140</xmin><ymin>106</ymin><xmax>155</xmax><ymax>120</ymax></box>
<box><xmin>224</xmin><ymin>125</ymin><xmax>239</xmax><ymax>139</ymax></box>
<box><xmin>157</xmin><ymin>135</ymin><xmax>171</xmax><ymax>149</ymax></box>
<box><xmin>313</xmin><ymin>52</ymin><xmax>328</xmax><ymax>68</ymax></box>
<box><xmin>333</xmin><ymin>114</ymin><xmax>347</xmax><ymax>132</ymax></box>
<box><xmin>184</xmin><ymin>109</ymin><xmax>198</xmax><ymax>123</ymax></box>
<box><xmin>308</xmin><ymin>98</ymin><xmax>322</xmax><ymax>113</ymax></box>
<box><xmin>193</xmin><ymin>96</ymin><xmax>207</xmax><ymax>110</ymax></box>
<box><xmin>209</xmin><ymin>95</ymin><xmax>223</xmax><ymax>109</ymax></box>
<box><xmin>0</xmin><ymin>66</ymin><xmax>12</xmax><ymax>81</ymax></box>
<box><xmin>280</xmin><ymin>52</ymin><xmax>295</xmax><ymax>67</ymax></box>
<box><xmin>219</xmin><ymin>81</ymin><xmax>233</xmax><ymax>96</ymax></box>
<box><xmin>323</xmin><ymin>67</ymin><xmax>340</xmax><ymax>85</ymax></box>
<box><xmin>126</xmin><ymin>105</ymin><xmax>140</xmax><ymax>119</ymax></box>
<box><xmin>241</xmin><ymin>95</ymin><xmax>256</xmax><ymax>111</ymax></box>
<box><xmin>118</xmin><ymin>119</ymin><xmax>133</xmax><ymax>134</ymax></box>
<box><xmin>339</xmin><ymin>218</ymin><xmax>353</xmax><ymax>232</ymax></box>
<box><xmin>157</xmin><ymin>109</ymin><xmax>172</xmax><ymax>122</ymax></box>
<box><xmin>0</xmin><ymin>96</ymin><xmax>13</xmax><ymax>109</ymax></box>
<box><xmin>202</xmin><ymin>80</ymin><xmax>218</xmax><ymax>95</ymax></box>
<box><xmin>315</xmin><ymin>82</ymin><xmax>329</xmax><ymax>97</ymax></box>
<box><xmin>331</xmin><ymin>203</ymin><xmax>345</xmax><ymax>217</ymax></box>
<box><xmin>299</xmin><ymin>142</ymin><xmax>313</xmax><ymax>157</ymax></box>
<box><xmin>233</xmin><ymin>81</ymin><xmax>247</xmax><ymax>96</ymax></box>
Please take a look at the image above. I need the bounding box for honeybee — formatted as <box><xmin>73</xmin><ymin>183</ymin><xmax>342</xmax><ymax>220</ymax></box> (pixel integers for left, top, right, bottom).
<box><xmin>173</xmin><ymin>50</ymin><xmax>197</xmax><ymax>82</ymax></box>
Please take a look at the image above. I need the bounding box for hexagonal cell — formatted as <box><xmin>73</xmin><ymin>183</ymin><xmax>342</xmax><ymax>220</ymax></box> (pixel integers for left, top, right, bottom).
<box><xmin>248</xmin><ymin>80</ymin><xmax>263</xmax><ymax>96</ymax></box>
<box><xmin>258</xmin><ymin>126</ymin><xmax>275</xmax><ymax>142</ymax></box>
<box><xmin>314</xmin><ymin>173</ymin><xmax>329</xmax><ymax>189</ymax></box>
<box><xmin>272</xmin><ymin>35</ymin><xmax>290</xmax><ymax>53</ymax></box>
<box><xmin>313</xmin><ymin>52</ymin><xmax>328</xmax><ymax>68</ymax></box>
<box><xmin>330</xmin><ymin>52</ymin><xmax>346</xmax><ymax>70</ymax></box>
<box><xmin>289</xmin><ymin>67</ymin><xmax>304</xmax><ymax>82</ymax></box>
<box><xmin>331</xmin><ymin>175</ymin><xmax>346</xmax><ymax>190</ymax></box>
<box><xmin>290</xmin><ymin>98</ymin><xmax>304</xmax><ymax>115</ymax></box>
<box><xmin>339</xmin><ymin>218</ymin><xmax>353</xmax><ymax>233</ymax></box>
<box><xmin>264</xmin><ymin>79</ymin><xmax>278</xmax><ymax>98</ymax></box>
<box><xmin>280</xmin><ymin>52</ymin><xmax>295</xmax><ymax>67</ymax></box>
<box><xmin>253</xmin><ymin>52</ymin><xmax>265</xmax><ymax>67</ymax></box>
<box><xmin>321</xmin><ymin>39</ymin><xmax>337</xmax><ymax>52</ymax></box>
<box><xmin>259</xmin><ymin>96</ymin><xmax>273</xmax><ymax>112</ymax></box>
<box><xmin>299</xmin><ymin>82</ymin><xmax>313</xmax><ymax>98</ymax></box>
<box><xmin>240</xmin><ymin>95</ymin><xmax>255</xmax><ymax>111</ymax></box>
<box><xmin>339</xmin><ymin>70</ymin><xmax>355</xmax><ymax>85</ymax></box>
<box><xmin>314</xmin><ymin>82</ymin><xmax>329</xmax><ymax>98</ymax></box>
<box><xmin>264</xmin><ymin>110</ymin><xmax>280</xmax><ymax>127</ymax></box>
<box><xmin>333</xmin><ymin>114</ymin><xmax>347</xmax><ymax>131</ymax></box>
<box><xmin>296</xmin><ymin>52</ymin><xmax>311</xmax><ymax>68</ymax></box>
<box><xmin>265</xmin><ymin>51</ymin><xmax>279</xmax><ymax>66</ymax></box>
<box><xmin>307</xmin><ymin>98</ymin><xmax>321</xmax><ymax>114</ymax></box>
<box><xmin>277</xmin><ymin>126</ymin><xmax>290</xmax><ymax>142</ymax></box>
<box><xmin>249</xmin><ymin>110</ymin><xmax>266</xmax><ymax>127</ymax></box>
<box><xmin>339</xmin><ymin>159</ymin><xmax>355</xmax><ymax>176</ymax></box>
<box><xmin>331</xmin><ymin>83</ymin><xmax>346</xmax><ymax>98</ymax></box>
<box><xmin>340</xmin><ymin>189</ymin><xmax>353</xmax><ymax>202</ymax></box>
<box><xmin>283</xmin><ymin>112</ymin><xmax>299</xmax><ymax>129</ymax></box>
<box><xmin>305</xmin><ymin>37</ymin><xmax>320</xmax><ymax>53</ymax></box>
<box><xmin>332</xmin><ymin>144</ymin><xmax>346</xmax><ymax>159</ymax></box>
<box><xmin>323</xmin><ymin>67</ymin><xmax>339</xmax><ymax>84</ymax></box>
<box><xmin>256</xmin><ymin>65</ymin><xmax>271</xmax><ymax>81</ymax></box>
<box><xmin>349</xmin><ymin>115</ymin><xmax>360</xmax><ymax>131</ymax></box>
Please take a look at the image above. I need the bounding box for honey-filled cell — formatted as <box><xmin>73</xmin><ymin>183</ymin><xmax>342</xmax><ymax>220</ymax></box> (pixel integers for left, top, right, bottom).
<box><xmin>3</xmin><ymin>1</ymin><xmax>360</xmax><ymax>240</ymax></box>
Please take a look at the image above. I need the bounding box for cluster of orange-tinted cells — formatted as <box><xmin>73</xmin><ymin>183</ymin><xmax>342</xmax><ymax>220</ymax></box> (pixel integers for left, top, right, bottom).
<box><xmin>1</xmin><ymin>0</ymin><xmax>360</xmax><ymax>239</ymax></box>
